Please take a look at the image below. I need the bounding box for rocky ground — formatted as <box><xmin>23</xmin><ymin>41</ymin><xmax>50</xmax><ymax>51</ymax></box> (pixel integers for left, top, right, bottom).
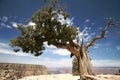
<box><xmin>0</xmin><ymin>63</ymin><xmax>48</xmax><ymax>80</ymax></box>
<box><xmin>19</xmin><ymin>74</ymin><xmax>120</xmax><ymax>80</ymax></box>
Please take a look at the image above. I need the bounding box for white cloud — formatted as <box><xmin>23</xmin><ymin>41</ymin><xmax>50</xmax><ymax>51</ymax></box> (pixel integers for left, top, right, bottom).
<box><xmin>91</xmin><ymin>22</ymin><xmax>95</xmax><ymax>26</ymax></box>
<box><xmin>52</xmin><ymin>49</ymin><xmax>70</xmax><ymax>56</ymax></box>
<box><xmin>0</xmin><ymin>23</ymin><xmax>12</xmax><ymax>29</ymax></box>
<box><xmin>0</xmin><ymin>42</ymin><xmax>72</xmax><ymax>68</ymax></box>
<box><xmin>52</xmin><ymin>13</ymin><xmax>74</xmax><ymax>26</ymax></box>
<box><xmin>0</xmin><ymin>42</ymin><xmax>9</xmax><ymax>48</ymax></box>
<box><xmin>11</xmin><ymin>21</ymin><xmax>36</xmax><ymax>29</ymax></box>
<box><xmin>99</xmin><ymin>27</ymin><xmax>102</xmax><ymax>30</ymax></box>
<box><xmin>0</xmin><ymin>42</ymin><xmax>30</xmax><ymax>56</ymax></box>
<box><xmin>93</xmin><ymin>43</ymin><xmax>100</xmax><ymax>48</ymax></box>
<box><xmin>38</xmin><ymin>58</ymin><xmax>72</xmax><ymax>68</ymax></box>
<box><xmin>0</xmin><ymin>23</ymin><xmax>6</xmax><ymax>27</ymax></box>
<box><xmin>92</xmin><ymin>60</ymin><xmax>120</xmax><ymax>67</ymax></box>
<box><xmin>0</xmin><ymin>16</ymin><xmax>16</xmax><ymax>29</ymax></box>
<box><xmin>0</xmin><ymin>42</ymin><xmax>70</xmax><ymax>57</ymax></box>
<box><xmin>44</xmin><ymin>42</ymin><xmax>56</xmax><ymax>49</ymax></box>
<box><xmin>0</xmin><ymin>48</ymin><xmax>29</xmax><ymax>56</ymax></box>
<box><xmin>85</xmin><ymin>19</ymin><xmax>90</xmax><ymax>23</ymax></box>
<box><xmin>116</xmin><ymin>46</ymin><xmax>120</xmax><ymax>50</ymax></box>
<box><xmin>43</xmin><ymin>42</ymin><xmax>70</xmax><ymax>56</ymax></box>
<box><xmin>78</xmin><ymin>27</ymin><xmax>92</xmax><ymax>42</ymax></box>
<box><xmin>11</xmin><ymin>22</ymin><xmax>18</xmax><ymax>28</ymax></box>
<box><xmin>28</xmin><ymin>21</ymin><xmax>36</xmax><ymax>26</ymax></box>
<box><xmin>6</xmin><ymin>25</ymin><xmax>12</xmax><ymax>28</ymax></box>
<box><xmin>65</xmin><ymin>18</ymin><xmax>74</xmax><ymax>26</ymax></box>
<box><xmin>27</xmin><ymin>21</ymin><xmax>36</xmax><ymax>29</ymax></box>
<box><xmin>0</xmin><ymin>16</ymin><xmax>8</xmax><ymax>22</ymax></box>
<box><xmin>0</xmin><ymin>16</ymin><xmax>20</xmax><ymax>29</ymax></box>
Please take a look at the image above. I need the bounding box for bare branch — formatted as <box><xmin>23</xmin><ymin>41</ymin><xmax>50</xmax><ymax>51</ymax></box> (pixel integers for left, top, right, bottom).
<box><xmin>81</xmin><ymin>37</ymin><xmax>84</xmax><ymax>48</ymax></box>
<box><xmin>85</xmin><ymin>18</ymin><xmax>113</xmax><ymax>49</ymax></box>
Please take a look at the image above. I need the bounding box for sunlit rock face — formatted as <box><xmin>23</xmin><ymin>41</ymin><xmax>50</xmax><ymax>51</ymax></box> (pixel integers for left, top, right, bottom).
<box><xmin>0</xmin><ymin>63</ymin><xmax>48</xmax><ymax>80</ymax></box>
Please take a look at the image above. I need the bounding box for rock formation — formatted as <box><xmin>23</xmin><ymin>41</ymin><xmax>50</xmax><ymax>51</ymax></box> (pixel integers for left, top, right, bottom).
<box><xmin>0</xmin><ymin>63</ymin><xmax>48</xmax><ymax>80</ymax></box>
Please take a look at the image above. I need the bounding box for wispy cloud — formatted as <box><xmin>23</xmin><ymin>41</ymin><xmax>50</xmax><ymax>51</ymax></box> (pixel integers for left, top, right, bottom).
<box><xmin>0</xmin><ymin>42</ymin><xmax>72</xmax><ymax>68</ymax></box>
<box><xmin>0</xmin><ymin>16</ymin><xmax>8</xmax><ymax>22</ymax></box>
<box><xmin>0</xmin><ymin>42</ymin><xmax>9</xmax><ymax>48</ymax></box>
<box><xmin>0</xmin><ymin>16</ymin><xmax>14</xmax><ymax>29</ymax></box>
<box><xmin>6</xmin><ymin>25</ymin><xmax>12</xmax><ymax>28</ymax></box>
<box><xmin>99</xmin><ymin>27</ymin><xmax>102</xmax><ymax>30</ymax></box>
<box><xmin>51</xmin><ymin>49</ymin><xmax>70</xmax><ymax>56</ymax></box>
<box><xmin>38</xmin><ymin>58</ymin><xmax>72</xmax><ymax>68</ymax></box>
<box><xmin>0</xmin><ymin>48</ymin><xmax>30</xmax><ymax>56</ymax></box>
<box><xmin>85</xmin><ymin>19</ymin><xmax>90</xmax><ymax>23</ymax></box>
<box><xmin>93</xmin><ymin>43</ymin><xmax>100</xmax><ymax>48</ymax></box>
<box><xmin>43</xmin><ymin>42</ymin><xmax>70</xmax><ymax>56</ymax></box>
<box><xmin>51</xmin><ymin>13</ymin><xmax>74</xmax><ymax>26</ymax></box>
<box><xmin>0</xmin><ymin>42</ymin><xmax>29</xmax><ymax>56</ymax></box>
<box><xmin>116</xmin><ymin>46</ymin><xmax>120</xmax><ymax>50</ymax></box>
<box><xmin>91</xmin><ymin>22</ymin><xmax>95</xmax><ymax>26</ymax></box>
<box><xmin>0</xmin><ymin>22</ymin><xmax>12</xmax><ymax>29</ymax></box>
<box><xmin>0</xmin><ymin>56</ymin><xmax>72</xmax><ymax>68</ymax></box>
<box><xmin>78</xmin><ymin>27</ymin><xmax>93</xmax><ymax>42</ymax></box>
<box><xmin>0</xmin><ymin>41</ymin><xmax>70</xmax><ymax>57</ymax></box>
<box><xmin>0</xmin><ymin>23</ymin><xmax>6</xmax><ymax>27</ymax></box>
<box><xmin>11</xmin><ymin>22</ymin><xmax>18</xmax><ymax>28</ymax></box>
<box><xmin>92</xmin><ymin>59</ymin><xmax>120</xmax><ymax>67</ymax></box>
<box><xmin>1</xmin><ymin>43</ymin><xmax>120</xmax><ymax>67</ymax></box>
<box><xmin>28</xmin><ymin>21</ymin><xmax>36</xmax><ymax>26</ymax></box>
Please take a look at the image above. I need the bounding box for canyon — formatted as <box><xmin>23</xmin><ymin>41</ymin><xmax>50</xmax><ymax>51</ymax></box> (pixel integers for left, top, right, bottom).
<box><xmin>0</xmin><ymin>63</ymin><xmax>48</xmax><ymax>80</ymax></box>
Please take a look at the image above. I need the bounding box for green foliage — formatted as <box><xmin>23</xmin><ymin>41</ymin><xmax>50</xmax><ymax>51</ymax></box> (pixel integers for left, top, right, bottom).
<box><xmin>10</xmin><ymin>0</ymin><xmax>78</xmax><ymax>56</ymax></box>
<box><xmin>72</xmin><ymin>57</ymin><xmax>79</xmax><ymax>75</ymax></box>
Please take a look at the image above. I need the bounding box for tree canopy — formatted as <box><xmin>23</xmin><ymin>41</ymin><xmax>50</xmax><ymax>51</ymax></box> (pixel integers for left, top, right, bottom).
<box><xmin>10</xmin><ymin>0</ymin><xmax>78</xmax><ymax>56</ymax></box>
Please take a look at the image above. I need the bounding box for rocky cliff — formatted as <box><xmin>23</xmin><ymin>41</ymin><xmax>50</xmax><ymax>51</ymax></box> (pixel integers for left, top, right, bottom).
<box><xmin>0</xmin><ymin>63</ymin><xmax>48</xmax><ymax>80</ymax></box>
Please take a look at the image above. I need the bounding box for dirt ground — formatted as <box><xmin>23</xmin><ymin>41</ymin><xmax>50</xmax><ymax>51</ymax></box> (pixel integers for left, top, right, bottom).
<box><xmin>19</xmin><ymin>74</ymin><xmax>120</xmax><ymax>80</ymax></box>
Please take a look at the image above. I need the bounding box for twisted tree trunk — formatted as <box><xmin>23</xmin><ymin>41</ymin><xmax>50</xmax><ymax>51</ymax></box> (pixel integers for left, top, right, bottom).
<box><xmin>72</xmin><ymin>18</ymin><xmax>113</xmax><ymax>80</ymax></box>
<box><xmin>77</xmin><ymin>48</ymin><xmax>95</xmax><ymax>80</ymax></box>
<box><xmin>56</xmin><ymin>19</ymin><xmax>113</xmax><ymax>80</ymax></box>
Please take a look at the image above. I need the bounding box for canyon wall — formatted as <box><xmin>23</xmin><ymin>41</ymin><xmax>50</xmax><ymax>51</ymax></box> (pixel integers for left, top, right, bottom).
<box><xmin>0</xmin><ymin>63</ymin><xmax>48</xmax><ymax>80</ymax></box>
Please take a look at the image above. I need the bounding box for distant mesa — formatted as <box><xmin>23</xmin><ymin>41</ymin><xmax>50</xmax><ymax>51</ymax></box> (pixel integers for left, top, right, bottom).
<box><xmin>0</xmin><ymin>63</ymin><xmax>48</xmax><ymax>80</ymax></box>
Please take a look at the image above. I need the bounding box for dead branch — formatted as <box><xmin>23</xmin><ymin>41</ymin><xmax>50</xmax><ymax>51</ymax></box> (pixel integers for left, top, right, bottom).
<box><xmin>85</xmin><ymin>18</ymin><xmax>113</xmax><ymax>49</ymax></box>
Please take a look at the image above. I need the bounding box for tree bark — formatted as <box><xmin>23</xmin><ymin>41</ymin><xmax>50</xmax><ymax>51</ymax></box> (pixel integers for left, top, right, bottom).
<box><xmin>76</xmin><ymin>19</ymin><xmax>113</xmax><ymax>80</ymax></box>
<box><xmin>78</xmin><ymin>53</ymin><xmax>85</xmax><ymax>80</ymax></box>
<box><xmin>76</xmin><ymin>48</ymin><xmax>95</xmax><ymax>80</ymax></box>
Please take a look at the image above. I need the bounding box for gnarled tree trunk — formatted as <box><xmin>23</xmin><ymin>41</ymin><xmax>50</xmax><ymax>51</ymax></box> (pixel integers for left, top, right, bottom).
<box><xmin>57</xmin><ymin>19</ymin><xmax>113</xmax><ymax>80</ymax></box>
<box><xmin>71</xmin><ymin>18</ymin><xmax>113</xmax><ymax>80</ymax></box>
<box><xmin>76</xmin><ymin>48</ymin><xmax>95</xmax><ymax>80</ymax></box>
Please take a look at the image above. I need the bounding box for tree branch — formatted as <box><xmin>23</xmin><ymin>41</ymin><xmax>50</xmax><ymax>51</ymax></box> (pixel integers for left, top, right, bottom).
<box><xmin>85</xmin><ymin>18</ymin><xmax>113</xmax><ymax>49</ymax></box>
<box><xmin>53</xmin><ymin>39</ymin><xmax>81</xmax><ymax>57</ymax></box>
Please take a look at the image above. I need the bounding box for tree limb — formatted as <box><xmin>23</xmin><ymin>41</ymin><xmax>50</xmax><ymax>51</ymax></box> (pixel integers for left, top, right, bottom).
<box><xmin>53</xmin><ymin>39</ymin><xmax>81</xmax><ymax>57</ymax></box>
<box><xmin>85</xmin><ymin>18</ymin><xmax>113</xmax><ymax>49</ymax></box>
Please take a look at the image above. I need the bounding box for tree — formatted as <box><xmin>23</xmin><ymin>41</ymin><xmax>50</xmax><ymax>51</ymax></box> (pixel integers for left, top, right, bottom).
<box><xmin>10</xmin><ymin>0</ymin><xmax>114</xmax><ymax>80</ymax></box>
<box><xmin>72</xmin><ymin>57</ymin><xmax>79</xmax><ymax>76</ymax></box>
<box><xmin>119</xmin><ymin>69</ymin><xmax>120</xmax><ymax>74</ymax></box>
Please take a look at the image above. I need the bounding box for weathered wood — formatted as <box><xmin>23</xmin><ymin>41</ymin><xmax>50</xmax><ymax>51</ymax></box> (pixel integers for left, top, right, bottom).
<box><xmin>73</xmin><ymin>19</ymin><xmax>113</xmax><ymax>80</ymax></box>
<box><xmin>85</xmin><ymin>19</ymin><xmax>113</xmax><ymax>49</ymax></box>
<box><xmin>55</xmin><ymin>19</ymin><xmax>113</xmax><ymax>80</ymax></box>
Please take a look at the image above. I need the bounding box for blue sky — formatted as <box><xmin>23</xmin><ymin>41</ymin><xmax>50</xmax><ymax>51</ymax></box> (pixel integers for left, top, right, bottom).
<box><xmin>0</xmin><ymin>0</ymin><xmax>120</xmax><ymax>68</ymax></box>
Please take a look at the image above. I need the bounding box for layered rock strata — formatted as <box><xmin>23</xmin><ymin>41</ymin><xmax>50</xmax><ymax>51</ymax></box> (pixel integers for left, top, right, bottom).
<box><xmin>0</xmin><ymin>63</ymin><xmax>48</xmax><ymax>80</ymax></box>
